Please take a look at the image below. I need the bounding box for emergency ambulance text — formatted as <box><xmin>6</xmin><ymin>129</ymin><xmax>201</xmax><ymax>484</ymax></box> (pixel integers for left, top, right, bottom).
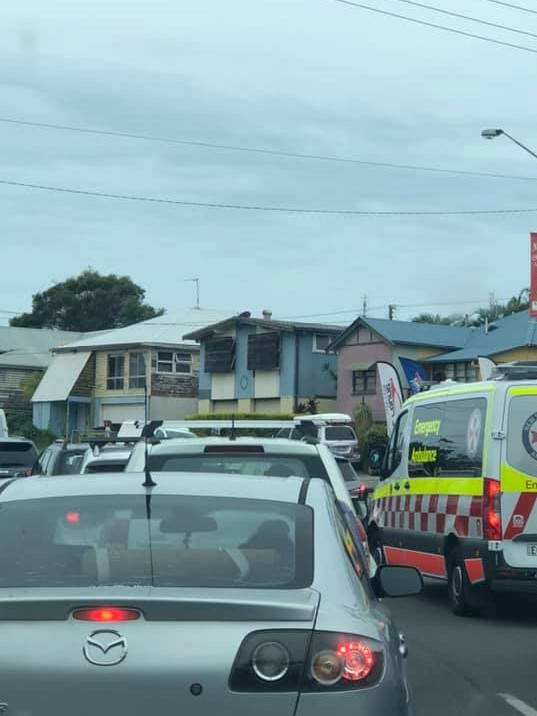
<box><xmin>413</xmin><ymin>418</ymin><xmax>442</xmax><ymax>437</ymax></box>
<box><xmin>410</xmin><ymin>447</ymin><xmax>438</xmax><ymax>463</ymax></box>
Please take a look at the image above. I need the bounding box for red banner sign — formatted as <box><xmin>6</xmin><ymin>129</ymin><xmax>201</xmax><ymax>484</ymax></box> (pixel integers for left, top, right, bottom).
<box><xmin>531</xmin><ymin>233</ymin><xmax>537</xmax><ymax>320</ymax></box>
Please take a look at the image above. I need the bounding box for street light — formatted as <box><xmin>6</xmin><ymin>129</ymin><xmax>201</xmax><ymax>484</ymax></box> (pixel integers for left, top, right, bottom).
<box><xmin>481</xmin><ymin>128</ymin><xmax>537</xmax><ymax>161</ymax></box>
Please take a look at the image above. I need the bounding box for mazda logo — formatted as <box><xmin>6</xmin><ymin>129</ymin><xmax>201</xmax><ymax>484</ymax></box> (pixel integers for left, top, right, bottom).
<box><xmin>83</xmin><ymin>630</ymin><xmax>128</xmax><ymax>666</ymax></box>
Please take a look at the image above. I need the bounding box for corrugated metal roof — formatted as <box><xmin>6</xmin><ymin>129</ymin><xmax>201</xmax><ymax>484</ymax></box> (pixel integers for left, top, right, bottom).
<box><xmin>183</xmin><ymin>315</ymin><xmax>344</xmax><ymax>340</ymax></box>
<box><xmin>55</xmin><ymin>309</ymin><xmax>233</xmax><ymax>352</ymax></box>
<box><xmin>329</xmin><ymin>316</ymin><xmax>471</xmax><ymax>351</ymax></box>
<box><xmin>425</xmin><ymin>311</ymin><xmax>537</xmax><ymax>363</ymax></box>
<box><xmin>0</xmin><ymin>327</ymin><xmax>85</xmax><ymax>369</ymax></box>
<box><xmin>32</xmin><ymin>352</ymin><xmax>91</xmax><ymax>402</ymax></box>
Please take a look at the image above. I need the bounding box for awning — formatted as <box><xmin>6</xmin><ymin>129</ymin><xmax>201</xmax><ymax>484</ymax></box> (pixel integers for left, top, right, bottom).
<box><xmin>32</xmin><ymin>352</ymin><xmax>91</xmax><ymax>402</ymax></box>
<box><xmin>349</xmin><ymin>361</ymin><xmax>373</xmax><ymax>371</ymax></box>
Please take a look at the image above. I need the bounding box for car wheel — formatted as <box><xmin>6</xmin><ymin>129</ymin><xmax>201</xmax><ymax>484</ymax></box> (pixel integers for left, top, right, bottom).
<box><xmin>447</xmin><ymin>548</ymin><xmax>489</xmax><ymax>617</ymax></box>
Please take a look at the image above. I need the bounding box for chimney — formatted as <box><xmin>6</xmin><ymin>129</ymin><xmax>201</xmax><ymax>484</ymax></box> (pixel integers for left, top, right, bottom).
<box><xmin>262</xmin><ymin>309</ymin><xmax>272</xmax><ymax>320</ymax></box>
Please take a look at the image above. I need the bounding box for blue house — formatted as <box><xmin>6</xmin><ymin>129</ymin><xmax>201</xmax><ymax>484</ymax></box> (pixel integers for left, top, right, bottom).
<box><xmin>183</xmin><ymin>311</ymin><xmax>342</xmax><ymax>414</ymax></box>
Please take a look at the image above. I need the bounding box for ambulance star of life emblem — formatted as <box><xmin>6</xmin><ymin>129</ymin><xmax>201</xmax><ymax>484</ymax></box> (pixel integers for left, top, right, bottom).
<box><xmin>522</xmin><ymin>411</ymin><xmax>537</xmax><ymax>461</ymax></box>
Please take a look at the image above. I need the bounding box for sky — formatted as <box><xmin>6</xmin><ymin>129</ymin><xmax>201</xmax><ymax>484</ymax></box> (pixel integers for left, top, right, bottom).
<box><xmin>2</xmin><ymin>0</ymin><xmax>537</xmax><ymax>329</ymax></box>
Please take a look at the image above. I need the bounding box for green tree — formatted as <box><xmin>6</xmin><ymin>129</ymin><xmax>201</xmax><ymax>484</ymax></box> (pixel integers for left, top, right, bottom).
<box><xmin>10</xmin><ymin>269</ymin><xmax>164</xmax><ymax>332</ymax></box>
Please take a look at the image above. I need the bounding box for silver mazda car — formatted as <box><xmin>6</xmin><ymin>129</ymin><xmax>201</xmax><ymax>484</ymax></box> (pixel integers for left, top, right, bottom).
<box><xmin>0</xmin><ymin>471</ymin><xmax>420</xmax><ymax>715</ymax></box>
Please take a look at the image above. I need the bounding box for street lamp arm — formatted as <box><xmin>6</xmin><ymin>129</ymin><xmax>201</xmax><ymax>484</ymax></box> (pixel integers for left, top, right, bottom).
<box><xmin>501</xmin><ymin>131</ymin><xmax>537</xmax><ymax>161</ymax></box>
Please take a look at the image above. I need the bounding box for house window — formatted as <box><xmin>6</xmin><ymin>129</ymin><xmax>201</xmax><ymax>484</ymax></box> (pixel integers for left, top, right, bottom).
<box><xmin>313</xmin><ymin>333</ymin><xmax>332</xmax><ymax>352</ymax></box>
<box><xmin>107</xmin><ymin>355</ymin><xmax>125</xmax><ymax>390</ymax></box>
<box><xmin>352</xmin><ymin>369</ymin><xmax>377</xmax><ymax>395</ymax></box>
<box><xmin>129</xmin><ymin>353</ymin><xmax>146</xmax><ymax>389</ymax></box>
<box><xmin>156</xmin><ymin>351</ymin><xmax>192</xmax><ymax>374</ymax></box>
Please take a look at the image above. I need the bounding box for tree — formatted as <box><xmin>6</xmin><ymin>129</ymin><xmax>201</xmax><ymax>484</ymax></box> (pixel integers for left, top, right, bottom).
<box><xmin>10</xmin><ymin>269</ymin><xmax>164</xmax><ymax>332</ymax></box>
<box><xmin>411</xmin><ymin>288</ymin><xmax>530</xmax><ymax>326</ymax></box>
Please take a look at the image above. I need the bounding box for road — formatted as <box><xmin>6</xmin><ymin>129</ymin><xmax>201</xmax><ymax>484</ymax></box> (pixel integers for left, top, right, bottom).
<box><xmin>386</xmin><ymin>580</ymin><xmax>537</xmax><ymax>716</ymax></box>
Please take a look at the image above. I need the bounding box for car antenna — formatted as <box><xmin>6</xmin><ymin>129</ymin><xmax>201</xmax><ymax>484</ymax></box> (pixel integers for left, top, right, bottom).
<box><xmin>229</xmin><ymin>413</ymin><xmax>237</xmax><ymax>441</ymax></box>
<box><xmin>141</xmin><ymin>421</ymin><xmax>160</xmax><ymax>487</ymax></box>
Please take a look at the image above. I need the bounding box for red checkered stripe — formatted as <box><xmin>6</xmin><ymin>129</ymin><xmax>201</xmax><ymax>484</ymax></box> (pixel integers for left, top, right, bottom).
<box><xmin>373</xmin><ymin>493</ymin><xmax>483</xmax><ymax>538</ymax></box>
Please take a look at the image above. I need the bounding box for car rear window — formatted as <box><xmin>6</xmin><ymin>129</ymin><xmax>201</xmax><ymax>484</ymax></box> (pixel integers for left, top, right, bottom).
<box><xmin>325</xmin><ymin>427</ymin><xmax>356</xmax><ymax>441</ymax></box>
<box><xmin>57</xmin><ymin>451</ymin><xmax>86</xmax><ymax>475</ymax></box>
<box><xmin>148</xmin><ymin>452</ymin><xmax>330</xmax><ymax>480</ymax></box>
<box><xmin>0</xmin><ymin>442</ymin><xmax>37</xmax><ymax>467</ymax></box>
<box><xmin>0</xmin><ymin>495</ymin><xmax>313</xmax><ymax>589</ymax></box>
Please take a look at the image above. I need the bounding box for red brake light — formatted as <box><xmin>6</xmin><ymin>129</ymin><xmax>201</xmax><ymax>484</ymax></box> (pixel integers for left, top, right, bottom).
<box><xmin>483</xmin><ymin>478</ymin><xmax>501</xmax><ymax>540</ymax></box>
<box><xmin>64</xmin><ymin>512</ymin><xmax>80</xmax><ymax>524</ymax></box>
<box><xmin>336</xmin><ymin>640</ymin><xmax>375</xmax><ymax>681</ymax></box>
<box><xmin>73</xmin><ymin>608</ymin><xmax>140</xmax><ymax>622</ymax></box>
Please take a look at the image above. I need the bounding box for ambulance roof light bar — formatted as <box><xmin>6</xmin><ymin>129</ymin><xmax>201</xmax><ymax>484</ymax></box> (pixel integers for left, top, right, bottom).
<box><xmin>490</xmin><ymin>362</ymin><xmax>537</xmax><ymax>381</ymax></box>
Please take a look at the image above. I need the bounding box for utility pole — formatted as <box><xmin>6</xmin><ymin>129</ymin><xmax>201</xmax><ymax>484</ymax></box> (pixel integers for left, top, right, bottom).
<box><xmin>185</xmin><ymin>278</ymin><xmax>200</xmax><ymax>309</ymax></box>
<box><xmin>362</xmin><ymin>295</ymin><xmax>367</xmax><ymax>316</ymax></box>
<box><xmin>388</xmin><ymin>304</ymin><xmax>396</xmax><ymax>320</ymax></box>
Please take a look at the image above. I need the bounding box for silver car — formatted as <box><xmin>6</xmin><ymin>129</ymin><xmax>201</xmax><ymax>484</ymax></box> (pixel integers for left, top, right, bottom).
<box><xmin>0</xmin><ymin>472</ymin><xmax>420</xmax><ymax>715</ymax></box>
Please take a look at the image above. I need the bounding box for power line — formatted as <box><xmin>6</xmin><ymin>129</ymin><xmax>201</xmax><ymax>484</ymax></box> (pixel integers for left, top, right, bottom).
<box><xmin>1</xmin><ymin>116</ymin><xmax>537</xmax><ymax>183</ymax></box>
<box><xmin>474</xmin><ymin>0</ymin><xmax>537</xmax><ymax>16</ymax></box>
<box><xmin>319</xmin><ymin>0</ymin><xmax>537</xmax><ymax>54</ymax></box>
<box><xmin>3</xmin><ymin>178</ymin><xmax>537</xmax><ymax>215</ymax></box>
<box><xmin>391</xmin><ymin>0</ymin><xmax>537</xmax><ymax>39</ymax></box>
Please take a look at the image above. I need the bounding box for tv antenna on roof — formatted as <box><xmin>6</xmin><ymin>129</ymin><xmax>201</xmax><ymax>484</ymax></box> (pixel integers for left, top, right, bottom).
<box><xmin>185</xmin><ymin>278</ymin><xmax>200</xmax><ymax>309</ymax></box>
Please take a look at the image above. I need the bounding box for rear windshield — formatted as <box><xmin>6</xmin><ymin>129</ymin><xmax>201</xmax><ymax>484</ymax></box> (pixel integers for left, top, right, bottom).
<box><xmin>507</xmin><ymin>395</ymin><xmax>537</xmax><ymax>478</ymax></box>
<box><xmin>0</xmin><ymin>495</ymin><xmax>313</xmax><ymax>589</ymax></box>
<box><xmin>148</xmin><ymin>452</ymin><xmax>330</xmax><ymax>480</ymax></box>
<box><xmin>84</xmin><ymin>461</ymin><xmax>127</xmax><ymax>473</ymax></box>
<box><xmin>0</xmin><ymin>442</ymin><xmax>37</xmax><ymax>467</ymax></box>
<box><xmin>325</xmin><ymin>427</ymin><xmax>356</xmax><ymax>441</ymax></box>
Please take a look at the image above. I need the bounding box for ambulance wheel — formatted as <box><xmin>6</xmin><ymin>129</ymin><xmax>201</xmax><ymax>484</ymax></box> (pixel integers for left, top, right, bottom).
<box><xmin>447</xmin><ymin>548</ymin><xmax>486</xmax><ymax>617</ymax></box>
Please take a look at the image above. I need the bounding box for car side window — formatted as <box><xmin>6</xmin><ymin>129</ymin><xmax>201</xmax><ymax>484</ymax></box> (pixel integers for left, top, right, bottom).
<box><xmin>33</xmin><ymin>448</ymin><xmax>52</xmax><ymax>476</ymax></box>
<box><xmin>384</xmin><ymin>411</ymin><xmax>409</xmax><ymax>477</ymax></box>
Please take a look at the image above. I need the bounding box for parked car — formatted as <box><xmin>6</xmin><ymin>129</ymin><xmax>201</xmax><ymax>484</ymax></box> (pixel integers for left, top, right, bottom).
<box><xmin>0</xmin><ymin>437</ymin><xmax>38</xmax><ymax>479</ymax></box>
<box><xmin>0</xmin><ymin>470</ymin><xmax>422</xmax><ymax>715</ymax></box>
<box><xmin>32</xmin><ymin>441</ymin><xmax>90</xmax><ymax>477</ymax></box>
<box><xmin>79</xmin><ymin>444</ymin><xmax>134</xmax><ymax>474</ymax></box>
<box><xmin>277</xmin><ymin>413</ymin><xmax>361</xmax><ymax>464</ymax></box>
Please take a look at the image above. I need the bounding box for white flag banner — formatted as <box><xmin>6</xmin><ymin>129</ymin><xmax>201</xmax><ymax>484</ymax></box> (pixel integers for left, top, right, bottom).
<box><xmin>376</xmin><ymin>362</ymin><xmax>404</xmax><ymax>436</ymax></box>
<box><xmin>478</xmin><ymin>356</ymin><xmax>496</xmax><ymax>381</ymax></box>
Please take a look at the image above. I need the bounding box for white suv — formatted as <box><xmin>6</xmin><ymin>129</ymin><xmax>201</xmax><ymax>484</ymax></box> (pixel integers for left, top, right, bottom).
<box><xmin>277</xmin><ymin>413</ymin><xmax>360</xmax><ymax>463</ymax></box>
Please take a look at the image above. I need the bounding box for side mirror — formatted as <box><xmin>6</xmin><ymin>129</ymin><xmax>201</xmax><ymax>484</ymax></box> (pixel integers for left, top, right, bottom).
<box><xmin>372</xmin><ymin>565</ymin><xmax>423</xmax><ymax>598</ymax></box>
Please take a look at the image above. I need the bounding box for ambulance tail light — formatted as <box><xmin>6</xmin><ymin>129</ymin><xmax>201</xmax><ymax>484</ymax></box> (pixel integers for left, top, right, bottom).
<box><xmin>483</xmin><ymin>478</ymin><xmax>501</xmax><ymax>541</ymax></box>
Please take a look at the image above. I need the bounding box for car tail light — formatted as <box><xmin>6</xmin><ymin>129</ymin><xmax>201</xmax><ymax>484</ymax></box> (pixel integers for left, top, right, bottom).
<box><xmin>229</xmin><ymin>630</ymin><xmax>383</xmax><ymax>692</ymax></box>
<box><xmin>73</xmin><ymin>608</ymin><xmax>141</xmax><ymax>622</ymax></box>
<box><xmin>483</xmin><ymin>478</ymin><xmax>501</xmax><ymax>540</ymax></box>
<box><xmin>64</xmin><ymin>512</ymin><xmax>80</xmax><ymax>524</ymax></box>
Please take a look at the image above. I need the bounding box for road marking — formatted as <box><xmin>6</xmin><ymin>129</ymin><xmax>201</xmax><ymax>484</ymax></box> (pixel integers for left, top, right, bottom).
<box><xmin>499</xmin><ymin>693</ymin><xmax>537</xmax><ymax>716</ymax></box>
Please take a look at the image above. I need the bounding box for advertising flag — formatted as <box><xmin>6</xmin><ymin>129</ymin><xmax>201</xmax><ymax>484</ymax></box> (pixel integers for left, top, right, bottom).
<box><xmin>399</xmin><ymin>357</ymin><xmax>428</xmax><ymax>395</ymax></box>
<box><xmin>376</xmin><ymin>362</ymin><xmax>404</xmax><ymax>436</ymax></box>
<box><xmin>531</xmin><ymin>233</ymin><xmax>537</xmax><ymax>320</ymax></box>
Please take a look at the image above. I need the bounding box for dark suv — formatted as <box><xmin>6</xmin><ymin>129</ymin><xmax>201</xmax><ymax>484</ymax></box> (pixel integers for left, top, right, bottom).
<box><xmin>0</xmin><ymin>438</ymin><xmax>38</xmax><ymax>479</ymax></box>
<box><xmin>32</xmin><ymin>441</ymin><xmax>89</xmax><ymax>477</ymax></box>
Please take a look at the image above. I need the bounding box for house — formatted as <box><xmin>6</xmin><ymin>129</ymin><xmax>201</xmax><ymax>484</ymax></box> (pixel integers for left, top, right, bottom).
<box><xmin>183</xmin><ymin>310</ymin><xmax>341</xmax><ymax>414</ymax></box>
<box><xmin>330</xmin><ymin>312</ymin><xmax>537</xmax><ymax>422</ymax></box>
<box><xmin>32</xmin><ymin>309</ymin><xmax>231</xmax><ymax>437</ymax></box>
<box><xmin>0</xmin><ymin>326</ymin><xmax>83</xmax><ymax>419</ymax></box>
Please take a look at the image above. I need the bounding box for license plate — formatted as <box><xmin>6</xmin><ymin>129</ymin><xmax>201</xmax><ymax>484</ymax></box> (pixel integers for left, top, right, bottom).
<box><xmin>527</xmin><ymin>544</ymin><xmax>537</xmax><ymax>556</ymax></box>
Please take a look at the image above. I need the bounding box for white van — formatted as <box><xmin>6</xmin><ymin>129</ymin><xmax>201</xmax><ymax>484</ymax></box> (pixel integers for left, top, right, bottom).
<box><xmin>368</xmin><ymin>363</ymin><xmax>537</xmax><ymax>615</ymax></box>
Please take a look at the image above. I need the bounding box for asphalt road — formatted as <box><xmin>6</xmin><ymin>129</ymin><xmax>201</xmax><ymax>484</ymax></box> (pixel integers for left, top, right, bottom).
<box><xmin>385</xmin><ymin>580</ymin><xmax>537</xmax><ymax>716</ymax></box>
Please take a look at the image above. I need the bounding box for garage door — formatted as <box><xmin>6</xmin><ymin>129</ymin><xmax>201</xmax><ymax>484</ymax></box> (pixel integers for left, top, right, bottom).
<box><xmin>100</xmin><ymin>403</ymin><xmax>145</xmax><ymax>425</ymax></box>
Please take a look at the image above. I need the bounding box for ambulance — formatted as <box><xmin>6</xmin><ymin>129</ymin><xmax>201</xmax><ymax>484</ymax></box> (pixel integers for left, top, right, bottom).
<box><xmin>368</xmin><ymin>362</ymin><xmax>537</xmax><ymax>615</ymax></box>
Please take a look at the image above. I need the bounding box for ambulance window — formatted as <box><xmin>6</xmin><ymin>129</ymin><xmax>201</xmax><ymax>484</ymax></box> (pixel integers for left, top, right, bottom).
<box><xmin>437</xmin><ymin>398</ymin><xmax>486</xmax><ymax>477</ymax></box>
<box><xmin>408</xmin><ymin>403</ymin><xmax>443</xmax><ymax>477</ymax></box>
<box><xmin>386</xmin><ymin>411</ymin><xmax>409</xmax><ymax>475</ymax></box>
<box><xmin>506</xmin><ymin>395</ymin><xmax>537</xmax><ymax>478</ymax></box>
<box><xmin>408</xmin><ymin>398</ymin><xmax>486</xmax><ymax>477</ymax></box>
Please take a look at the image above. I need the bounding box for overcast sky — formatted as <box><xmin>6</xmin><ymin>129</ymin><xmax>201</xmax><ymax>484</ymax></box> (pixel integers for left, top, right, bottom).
<box><xmin>2</xmin><ymin>0</ymin><xmax>537</xmax><ymax>329</ymax></box>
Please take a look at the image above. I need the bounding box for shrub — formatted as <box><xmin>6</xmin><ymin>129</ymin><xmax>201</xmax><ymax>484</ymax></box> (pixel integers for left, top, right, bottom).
<box><xmin>362</xmin><ymin>423</ymin><xmax>388</xmax><ymax>463</ymax></box>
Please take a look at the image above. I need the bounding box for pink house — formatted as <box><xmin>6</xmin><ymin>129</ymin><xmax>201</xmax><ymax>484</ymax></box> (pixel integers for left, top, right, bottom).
<box><xmin>328</xmin><ymin>317</ymin><xmax>470</xmax><ymax>422</ymax></box>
